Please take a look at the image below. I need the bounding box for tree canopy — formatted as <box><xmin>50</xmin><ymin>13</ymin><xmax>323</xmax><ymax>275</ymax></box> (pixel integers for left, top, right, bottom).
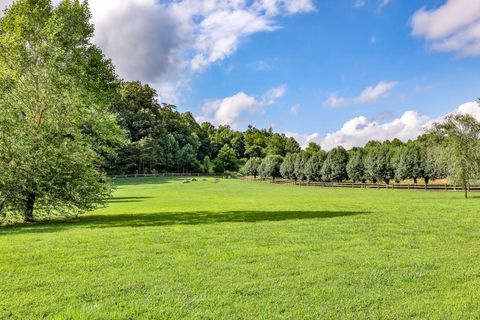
<box><xmin>0</xmin><ymin>0</ymin><xmax>125</xmax><ymax>222</ymax></box>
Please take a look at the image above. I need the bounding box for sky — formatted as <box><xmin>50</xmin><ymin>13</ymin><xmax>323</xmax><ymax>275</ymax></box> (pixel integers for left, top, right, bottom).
<box><xmin>2</xmin><ymin>0</ymin><xmax>480</xmax><ymax>149</ymax></box>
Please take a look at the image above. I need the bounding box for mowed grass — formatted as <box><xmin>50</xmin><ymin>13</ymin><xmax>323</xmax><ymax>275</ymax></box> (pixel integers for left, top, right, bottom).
<box><xmin>1</xmin><ymin>177</ymin><xmax>480</xmax><ymax>319</ymax></box>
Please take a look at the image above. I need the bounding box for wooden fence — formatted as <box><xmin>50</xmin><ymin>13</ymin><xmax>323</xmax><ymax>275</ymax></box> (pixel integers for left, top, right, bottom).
<box><xmin>108</xmin><ymin>174</ymin><xmax>480</xmax><ymax>192</ymax></box>
<box><xmin>248</xmin><ymin>179</ymin><xmax>480</xmax><ymax>192</ymax></box>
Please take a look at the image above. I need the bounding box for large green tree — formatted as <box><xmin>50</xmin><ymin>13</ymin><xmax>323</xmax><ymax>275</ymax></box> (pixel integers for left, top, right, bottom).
<box><xmin>365</xmin><ymin>144</ymin><xmax>395</xmax><ymax>184</ymax></box>
<box><xmin>347</xmin><ymin>150</ymin><xmax>366</xmax><ymax>183</ymax></box>
<box><xmin>321</xmin><ymin>147</ymin><xmax>349</xmax><ymax>182</ymax></box>
<box><xmin>305</xmin><ymin>153</ymin><xmax>325</xmax><ymax>182</ymax></box>
<box><xmin>394</xmin><ymin>143</ymin><xmax>424</xmax><ymax>184</ymax></box>
<box><xmin>280</xmin><ymin>153</ymin><xmax>296</xmax><ymax>180</ymax></box>
<box><xmin>214</xmin><ymin>145</ymin><xmax>238</xmax><ymax>173</ymax></box>
<box><xmin>259</xmin><ymin>155</ymin><xmax>284</xmax><ymax>181</ymax></box>
<box><xmin>0</xmin><ymin>0</ymin><xmax>126</xmax><ymax>222</ymax></box>
<box><xmin>432</xmin><ymin>113</ymin><xmax>480</xmax><ymax>198</ymax></box>
<box><xmin>243</xmin><ymin>157</ymin><xmax>262</xmax><ymax>179</ymax></box>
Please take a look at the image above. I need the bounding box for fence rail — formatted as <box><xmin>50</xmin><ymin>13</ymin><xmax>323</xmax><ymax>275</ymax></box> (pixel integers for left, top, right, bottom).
<box><xmin>108</xmin><ymin>174</ymin><xmax>480</xmax><ymax>192</ymax></box>
<box><xmin>249</xmin><ymin>179</ymin><xmax>480</xmax><ymax>192</ymax></box>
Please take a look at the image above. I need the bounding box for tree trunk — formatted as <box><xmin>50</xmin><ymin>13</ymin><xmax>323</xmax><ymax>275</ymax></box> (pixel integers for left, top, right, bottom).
<box><xmin>0</xmin><ymin>201</ymin><xmax>5</xmax><ymax>220</ymax></box>
<box><xmin>464</xmin><ymin>183</ymin><xmax>468</xmax><ymax>199</ymax></box>
<box><xmin>413</xmin><ymin>177</ymin><xmax>418</xmax><ymax>184</ymax></box>
<box><xmin>424</xmin><ymin>177</ymin><xmax>430</xmax><ymax>185</ymax></box>
<box><xmin>24</xmin><ymin>192</ymin><xmax>36</xmax><ymax>222</ymax></box>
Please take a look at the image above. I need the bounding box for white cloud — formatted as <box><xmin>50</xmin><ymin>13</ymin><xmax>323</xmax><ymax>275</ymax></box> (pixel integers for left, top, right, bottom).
<box><xmin>255</xmin><ymin>60</ymin><xmax>273</xmax><ymax>71</ymax></box>
<box><xmin>411</xmin><ymin>0</ymin><xmax>480</xmax><ymax>56</ymax></box>
<box><xmin>326</xmin><ymin>81</ymin><xmax>398</xmax><ymax>108</ymax></box>
<box><xmin>198</xmin><ymin>85</ymin><xmax>287</xmax><ymax>128</ymax></box>
<box><xmin>261</xmin><ymin>85</ymin><xmax>287</xmax><ymax>105</ymax></box>
<box><xmin>379</xmin><ymin>0</ymin><xmax>391</xmax><ymax>9</ymax></box>
<box><xmin>452</xmin><ymin>101</ymin><xmax>480</xmax><ymax>120</ymax></box>
<box><xmin>289</xmin><ymin>101</ymin><xmax>480</xmax><ymax>150</ymax></box>
<box><xmin>355</xmin><ymin>0</ymin><xmax>366</xmax><ymax>8</ymax></box>
<box><xmin>290</xmin><ymin>104</ymin><xmax>300</xmax><ymax>115</ymax></box>
<box><xmin>0</xmin><ymin>0</ymin><xmax>314</xmax><ymax>102</ymax></box>
<box><xmin>285</xmin><ymin>132</ymin><xmax>320</xmax><ymax>148</ymax></box>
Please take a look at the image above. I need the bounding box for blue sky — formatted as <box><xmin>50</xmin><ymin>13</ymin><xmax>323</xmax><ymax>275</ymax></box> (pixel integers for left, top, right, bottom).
<box><xmin>188</xmin><ymin>0</ymin><xmax>480</xmax><ymax>139</ymax></box>
<box><xmin>3</xmin><ymin>0</ymin><xmax>479</xmax><ymax>148</ymax></box>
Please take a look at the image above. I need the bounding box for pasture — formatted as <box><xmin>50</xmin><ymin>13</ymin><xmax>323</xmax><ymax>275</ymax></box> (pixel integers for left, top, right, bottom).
<box><xmin>1</xmin><ymin>177</ymin><xmax>479</xmax><ymax>319</ymax></box>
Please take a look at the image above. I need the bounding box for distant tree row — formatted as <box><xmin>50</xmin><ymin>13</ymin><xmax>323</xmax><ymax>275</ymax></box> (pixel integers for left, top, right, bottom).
<box><xmin>243</xmin><ymin>117</ymin><xmax>480</xmax><ymax>199</ymax></box>
<box><xmin>244</xmin><ymin>137</ymin><xmax>445</xmax><ymax>183</ymax></box>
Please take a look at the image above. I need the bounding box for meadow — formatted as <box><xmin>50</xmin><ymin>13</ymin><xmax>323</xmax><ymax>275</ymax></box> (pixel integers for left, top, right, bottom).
<box><xmin>1</xmin><ymin>177</ymin><xmax>480</xmax><ymax>319</ymax></box>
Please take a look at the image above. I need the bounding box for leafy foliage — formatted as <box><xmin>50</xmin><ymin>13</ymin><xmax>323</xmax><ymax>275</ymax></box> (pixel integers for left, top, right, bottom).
<box><xmin>0</xmin><ymin>0</ymin><xmax>126</xmax><ymax>222</ymax></box>
<box><xmin>431</xmin><ymin>114</ymin><xmax>480</xmax><ymax>198</ymax></box>
<box><xmin>259</xmin><ymin>155</ymin><xmax>284</xmax><ymax>180</ymax></box>
<box><xmin>321</xmin><ymin>147</ymin><xmax>349</xmax><ymax>182</ymax></box>
<box><xmin>243</xmin><ymin>157</ymin><xmax>262</xmax><ymax>179</ymax></box>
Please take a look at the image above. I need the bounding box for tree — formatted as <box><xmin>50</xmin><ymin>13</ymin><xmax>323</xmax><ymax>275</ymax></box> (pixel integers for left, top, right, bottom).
<box><xmin>244</xmin><ymin>126</ymin><xmax>270</xmax><ymax>158</ymax></box>
<box><xmin>201</xmin><ymin>156</ymin><xmax>214</xmax><ymax>174</ymax></box>
<box><xmin>305</xmin><ymin>142</ymin><xmax>321</xmax><ymax>156</ymax></box>
<box><xmin>177</xmin><ymin>144</ymin><xmax>198</xmax><ymax>173</ymax></box>
<box><xmin>416</xmin><ymin>133</ymin><xmax>447</xmax><ymax>184</ymax></box>
<box><xmin>294</xmin><ymin>152</ymin><xmax>309</xmax><ymax>181</ymax></box>
<box><xmin>280</xmin><ymin>153</ymin><xmax>296</xmax><ymax>180</ymax></box>
<box><xmin>305</xmin><ymin>154</ymin><xmax>325</xmax><ymax>182</ymax></box>
<box><xmin>365</xmin><ymin>145</ymin><xmax>395</xmax><ymax>184</ymax></box>
<box><xmin>285</xmin><ymin>137</ymin><xmax>301</xmax><ymax>154</ymax></box>
<box><xmin>431</xmin><ymin>113</ymin><xmax>480</xmax><ymax>198</ymax></box>
<box><xmin>243</xmin><ymin>158</ymin><xmax>262</xmax><ymax>179</ymax></box>
<box><xmin>259</xmin><ymin>155</ymin><xmax>284</xmax><ymax>181</ymax></box>
<box><xmin>321</xmin><ymin>147</ymin><xmax>349</xmax><ymax>182</ymax></box>
<box><xmin>112</xmin><ymin>81</ymin><xmax>163</xmax><ymax>142</ymax></box>
<box><xmin>214</xmin><ymin>145</ymin><xmax>238</xmax><ymax>172</ymax></box>
<box><xmin>0</xmin><ymin>0</ymin><xmax>126</xmax><ymax>222</ymax></box>
<box><xmin>347</xmin><ymin>150</ymin><xmax>366</xmax><ymax>183</ymax></box>
<box><xmin>394</xmin><ymin>143</ymin><xmax>424</xmax><ymax>184</ymax></box>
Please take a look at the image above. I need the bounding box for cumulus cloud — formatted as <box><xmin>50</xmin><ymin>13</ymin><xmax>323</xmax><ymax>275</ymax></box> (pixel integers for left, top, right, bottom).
<box><xmin>288</xmin><ymin>101</ymin><xmax>480</xmax><ymax>150</ymax></box>
<box><xmin>325</xmin><ymin>81</ymin><xmax>398</xmax><ymax>108</ymax></box>
<box><xmin>0</xmin><ymin>0</ymin><xmax>314</xmax><ymax>101</ymax></box>
<box><xmin>411</xmin><ymin>0</ymin><xmax>480</xmax><ymax>56</ymax></box>
<box><xmin>198</xmin><ymin>85</ymin><xmax>287</xmax><ymax>128</ymax></box>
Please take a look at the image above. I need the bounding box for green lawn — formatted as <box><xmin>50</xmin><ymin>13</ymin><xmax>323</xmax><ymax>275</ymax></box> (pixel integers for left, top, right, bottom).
<box><xmin>1</xmin><ymin>177</ymin><xmax>480</xmax><ymax>319</ymax></box>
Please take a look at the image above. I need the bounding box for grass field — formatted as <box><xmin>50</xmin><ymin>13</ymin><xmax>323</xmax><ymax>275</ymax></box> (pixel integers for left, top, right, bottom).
<box><xmin>1</xmin><ymin>177</ymin><xmax>480</xmax><ymax>319</ymax></box>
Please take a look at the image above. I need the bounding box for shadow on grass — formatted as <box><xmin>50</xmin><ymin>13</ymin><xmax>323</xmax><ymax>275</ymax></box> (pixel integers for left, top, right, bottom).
<box><xmin>0</xmin><ymin>210</ymin><xmax>368</xmax><ymax>235</ymax></box>
<box><xmin>106</xmin><ymin>197</ymin><xmax>153</xmax><ymax>203</ymax></box>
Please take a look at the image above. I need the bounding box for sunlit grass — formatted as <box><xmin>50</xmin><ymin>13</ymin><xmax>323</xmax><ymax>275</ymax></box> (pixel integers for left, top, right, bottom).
<box><xmin>1</xmin><ymin>177</ymin><xmax>479</xmax><ymax>319</ymax></box>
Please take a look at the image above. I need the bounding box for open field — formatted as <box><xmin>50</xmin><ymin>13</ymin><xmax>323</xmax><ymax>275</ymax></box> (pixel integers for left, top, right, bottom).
<box><xmin>1</xmin><ymin>177</ymin><xmax>480</xmax><ymax>319</ymax></box>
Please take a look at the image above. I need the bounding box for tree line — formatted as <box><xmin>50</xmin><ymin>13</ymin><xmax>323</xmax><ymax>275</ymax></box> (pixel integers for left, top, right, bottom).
<box><xmin>243</xmin><ymin>114</ymin><xmax>480</xmax><ymax>198</ymax></box>
<box><xmin>107</xmin><ymin>81</ymin><xmax>302</xmax><ymax>175</ymax></box>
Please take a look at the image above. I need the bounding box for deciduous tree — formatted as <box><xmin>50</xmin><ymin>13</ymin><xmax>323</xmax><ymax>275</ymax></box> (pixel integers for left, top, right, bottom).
<box><xmin>431</xmin><ymin>113</ymin><xmax>480</xmax><ymax>198</ymax></box>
